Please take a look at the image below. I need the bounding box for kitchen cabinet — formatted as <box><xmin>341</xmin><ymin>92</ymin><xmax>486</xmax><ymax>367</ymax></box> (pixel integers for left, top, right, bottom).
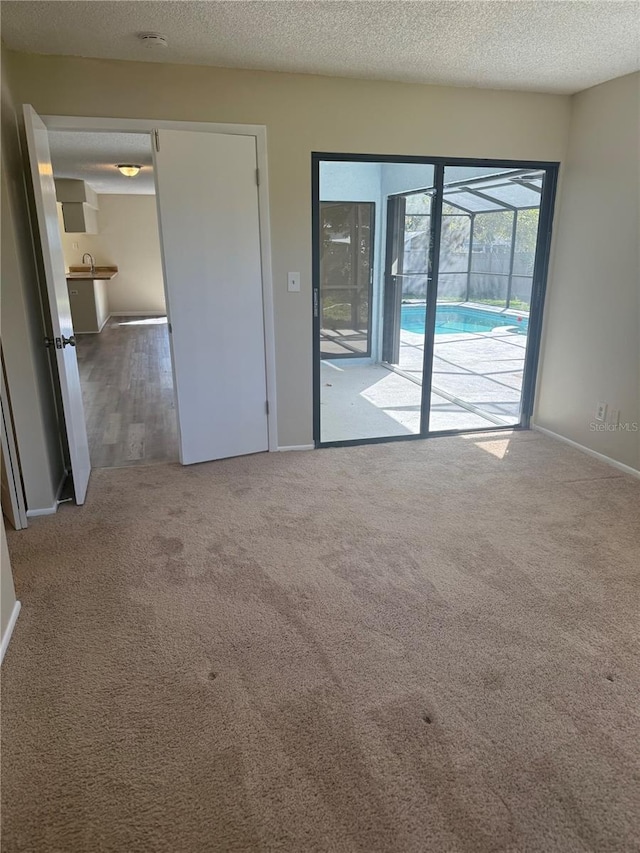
<box><xmin>61</xmin><ymin>203</ymin><xmax>99</xmax><ymax>234</ymax></box>
<box><xmin>66</xmin><ymin>266</ymin><xmax>118</xmax><ymax>333</ymax></box>
<box><xmin>55</xmin><ymin>178</ymin><xmax>100</xmax><ymax>234</ymax></box>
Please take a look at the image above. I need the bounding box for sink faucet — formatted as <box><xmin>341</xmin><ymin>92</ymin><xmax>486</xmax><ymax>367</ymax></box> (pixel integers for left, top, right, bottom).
<box><xmin>82</xmin><ymin>252</ymin><xmax>95</xmax><ymax>273</ymax></box>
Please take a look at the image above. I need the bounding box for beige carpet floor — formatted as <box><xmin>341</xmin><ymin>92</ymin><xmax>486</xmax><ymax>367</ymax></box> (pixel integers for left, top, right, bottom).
<box><xmin>2</xmin><ymin>431</ymin><xmax>639</xmax><ymax>852</ymax></box>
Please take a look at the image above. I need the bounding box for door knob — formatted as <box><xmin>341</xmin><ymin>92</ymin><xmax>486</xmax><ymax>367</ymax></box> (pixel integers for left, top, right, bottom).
<box><xmin>61</xmin><ymin>335</ymin><xmax>76</xmax><ymax>348</ymax></box>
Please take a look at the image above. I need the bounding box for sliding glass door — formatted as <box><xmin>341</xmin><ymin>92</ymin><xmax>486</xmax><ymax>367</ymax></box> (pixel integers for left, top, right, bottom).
<box><xmin>313</xmin><ymin>155</ymin><xmax>558</xmax><ymax>447</ymax></box>
<box><xmin>428</xmin><ymin>166</ymin><xmax>546</xmax><ymax>431</ymax></box>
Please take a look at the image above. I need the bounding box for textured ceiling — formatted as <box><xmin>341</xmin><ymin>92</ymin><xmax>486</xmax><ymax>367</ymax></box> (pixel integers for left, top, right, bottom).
<box><xmin>3</xmin><ymin>1</ymin><xmax>640</xmax><ymax>94</ymax></box>
<box><xmin>49</xmin><ymin>131</ymin><xmax>155</xmax><ymax>195</ymax></box>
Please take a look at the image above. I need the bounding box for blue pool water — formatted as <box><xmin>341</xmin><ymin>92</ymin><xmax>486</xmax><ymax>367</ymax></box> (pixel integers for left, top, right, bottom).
<box><xmin>401</xmin><ymin>304</ymin><xmax>529</xmax><ymax>336</ymax></box>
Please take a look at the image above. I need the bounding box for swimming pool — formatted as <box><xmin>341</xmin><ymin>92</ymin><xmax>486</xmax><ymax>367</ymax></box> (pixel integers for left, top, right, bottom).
<box><xmin>401</xmin><ymin>304</ymin><xmax>529</xmax><ymax>336</ymax></box>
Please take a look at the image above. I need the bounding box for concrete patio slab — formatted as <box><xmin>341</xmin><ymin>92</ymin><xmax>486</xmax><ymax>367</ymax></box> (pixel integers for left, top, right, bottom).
<box><xmin>320</xmin><ymin>362</ymin><xmax>495</xmax><ymax>442</ymax></box>
<box><xmin>319</xmin><ymin>312</ymin><xmax>529</xmax><ymax>441</ymax></box>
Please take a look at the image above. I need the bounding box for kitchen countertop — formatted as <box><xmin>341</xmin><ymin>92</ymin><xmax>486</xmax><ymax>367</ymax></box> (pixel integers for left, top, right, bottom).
<box><xmin>66</xmin><ymin>266</ymin><xmax>118</xmax><ymax>281</ymax></box>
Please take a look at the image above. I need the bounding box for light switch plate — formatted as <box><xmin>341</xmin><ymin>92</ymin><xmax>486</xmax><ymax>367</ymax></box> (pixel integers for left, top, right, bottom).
<box><xmin>595</xmin><ymin>402</ymin><xmax>607</xmax><ymax>422</ymax></box>
<box><xmin>287</xmin><ymin>272</ymin><xmax>301</xmax><ymax>293</ymax></box>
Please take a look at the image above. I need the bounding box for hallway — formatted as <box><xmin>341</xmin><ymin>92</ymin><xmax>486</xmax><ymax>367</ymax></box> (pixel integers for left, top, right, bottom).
<box><xmin>76</xmin><ymin>315</ymin><xmax>178</xmax><ymax>468</ymax></box>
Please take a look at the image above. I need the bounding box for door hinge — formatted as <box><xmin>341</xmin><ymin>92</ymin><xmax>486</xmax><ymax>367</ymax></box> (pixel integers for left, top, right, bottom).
<box><xmin>265</xmin><ymin>400</ymin><xmax>269</xmax><ymax>415</ymax></box>
<box><xmin>153</xmin><ymin>129</ymin><xmax>160</xmax><ymax>152</ymax></box>
<box><xmin>313</xmin><ymin>289</ymin><xmax>319</xmax><ymax>318</ymax></box>
<box><xmin>255</xmin><ymin>168</ymin><xmax>260</xmax><ymax>186</ymax></box>
<box><xmin>168</xmin><ymin>321</ymin><xmax>172</xmax><ymax>334</ymax></box>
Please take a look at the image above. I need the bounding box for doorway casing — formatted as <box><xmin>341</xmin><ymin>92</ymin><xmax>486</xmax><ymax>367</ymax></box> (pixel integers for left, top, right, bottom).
<box><xmin>34</xmin><ymin>114</ymin><xmax>278</xmax><ymax>466</ymax></box>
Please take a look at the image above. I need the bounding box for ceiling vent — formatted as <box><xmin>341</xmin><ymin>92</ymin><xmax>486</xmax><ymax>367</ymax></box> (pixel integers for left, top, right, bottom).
<box><xmin>138</xmin><ymin>33</ymin><xmax>168</xmax><ymax>49</ymax></box>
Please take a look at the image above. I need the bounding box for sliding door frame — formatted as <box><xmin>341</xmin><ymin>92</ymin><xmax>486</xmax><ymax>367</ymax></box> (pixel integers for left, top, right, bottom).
<box><xmin>420</xmin><ymin>164</ymin><xmax>445</xmax><ymax>435</ymax></box>
<box><xmin>312</xmin><ymin>153</ymin><xmax>559</xmax><ymax>448</ymax></box>
<box><xmin>518</xmin><ymin>164</ymin><xmax>558</xmax><ymax>428</ymax></box>
<box><xmin>381</xmin><ymin>194</ymin><xmax>405</xmax><ymax>365</ymax></box>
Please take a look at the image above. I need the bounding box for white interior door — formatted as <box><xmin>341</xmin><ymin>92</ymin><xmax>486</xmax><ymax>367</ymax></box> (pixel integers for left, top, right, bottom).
<box><xmin>153</xmin><ymin>129</ymin><xmax>269</xmax><ymax>464</ymax></box>
<box><xmin>23</xmin><ymin>105</ymin><xmax>91</xmax><ymax>504</ymax></box>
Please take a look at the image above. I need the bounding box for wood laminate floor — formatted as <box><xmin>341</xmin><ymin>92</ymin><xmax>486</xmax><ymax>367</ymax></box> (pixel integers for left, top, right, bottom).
<box><xmin>76</xmin><ymin>315</ymin><xmax>178</xmax><ymax>469</ymax></box>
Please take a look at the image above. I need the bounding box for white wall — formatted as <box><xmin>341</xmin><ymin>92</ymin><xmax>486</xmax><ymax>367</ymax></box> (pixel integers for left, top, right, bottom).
<box><xmin>381</xmin><ymin>163</ymin><xmax>435</xmax><ymax>196</ymax></box>
<box><xmin>58</xmin><ymin>193</ymin><xmax>166</xmax><ymax>315</ymax></box>
<box><xmin>7</xmin><ymin>50</ymin><xmax>571</xmax><ymax>449</ymax></box>
<box><xmin>319</xmin><ymin>161</ymin><xmax>382</xmax><ymax>202</ymax></box>
<box><xmin>536</xmin><ymin>72</ymin><xmax>640</xmax><ymax>470</ymax></box>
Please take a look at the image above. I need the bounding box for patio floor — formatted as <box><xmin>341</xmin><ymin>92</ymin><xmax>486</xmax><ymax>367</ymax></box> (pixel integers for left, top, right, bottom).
<box><xmin>320</xmin><ymin>324</ymin><xmax>526</xmax><ymax>443</ymax></box>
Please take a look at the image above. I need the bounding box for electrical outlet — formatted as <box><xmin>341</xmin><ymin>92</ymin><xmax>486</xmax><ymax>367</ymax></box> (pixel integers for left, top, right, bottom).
<box><xmin>72</xmin><ymin>242</ymin><xmax>79</xmax><ymax>250</ymax></box>
<box><xmin>595</xmin><ymin>402</ymin><xmax>607</xmax><ymax>422</ymax></box>
<box><xmin>609</xmin><ymin>408</ymin><xmax>620</xmax><ymax>427</ymax></box>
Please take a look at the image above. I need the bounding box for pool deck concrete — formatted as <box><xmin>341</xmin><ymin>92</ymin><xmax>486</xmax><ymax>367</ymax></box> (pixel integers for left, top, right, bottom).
<box><xmin>400</xmin><ymin>325</ymin><xmax>526</xmax><ymax>419</ymax></box>
<box><xmin>320</xmin><ymin>324</ymin><xmax>526</xmax><ymax>443</ymax></box>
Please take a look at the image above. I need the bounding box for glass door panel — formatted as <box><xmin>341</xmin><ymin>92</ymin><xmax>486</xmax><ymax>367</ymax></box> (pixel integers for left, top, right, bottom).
<box><xmin>428</xmin><ymin>166</ymin><xmax>545</xmax><ymax>431</ymax></box>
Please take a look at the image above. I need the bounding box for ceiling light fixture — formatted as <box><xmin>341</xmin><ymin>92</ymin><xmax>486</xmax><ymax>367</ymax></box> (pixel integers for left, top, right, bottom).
<box><xmin>116</xmin><ymin>164</ymin><xmax>142</xmax><ymax>177</ymax></box>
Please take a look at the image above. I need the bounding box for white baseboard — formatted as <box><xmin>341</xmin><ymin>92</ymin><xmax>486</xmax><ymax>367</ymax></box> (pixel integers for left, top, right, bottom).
<box><xmin>74</xmin><ymin>317</ymin><xmax>110</xmax><ymax>334</ymax></box>
<box><xmin>109</xmin><ymin>311</ymin><xmax>167</xmax><ymax>317</ymax></box>
<box><xmin>26</xmin><ymin>504</ymin><xmax>58</xmax><ymax>517</ymax></box>
<box><xmin>532</xmin><ymin>424</ymin><xmax>640</xmax><ymax>479</ymax></box>
<box><xmin>26</xmin><ymin>469</ymin><xmax>68</xmax><ymax>518</ymax></box>
<box><xmin>1</xmin><ymin>601</ymin><xmax>21</xmax><ymax>665</ymax></box>
<box><xmin>277</xmin><ymin>444</ymin><xmax>315</xmax><ymax>452</ymax></box>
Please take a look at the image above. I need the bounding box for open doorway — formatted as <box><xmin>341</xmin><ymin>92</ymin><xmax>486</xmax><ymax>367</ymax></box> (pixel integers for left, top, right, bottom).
<box><xmin>22</xmin><ymin>107</ymin><xmax>277</xmax><ymax>505</ymax></box>
<box><xmin>49</xmin><ymin>130</ymin><xmax>178</xmax><ymax>468</ymax></box>
<box><xmin>313</xmin><ymin>155</ymin><xmax>558</xmax><ymax>445</ymax></box>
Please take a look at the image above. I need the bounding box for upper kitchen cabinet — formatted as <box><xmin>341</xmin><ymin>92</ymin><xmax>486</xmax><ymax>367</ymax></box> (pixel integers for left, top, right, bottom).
<box><xmin>55</xmin><ymin>178</ymin><xmax>99</xmax><ymax>234</ymax></box>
